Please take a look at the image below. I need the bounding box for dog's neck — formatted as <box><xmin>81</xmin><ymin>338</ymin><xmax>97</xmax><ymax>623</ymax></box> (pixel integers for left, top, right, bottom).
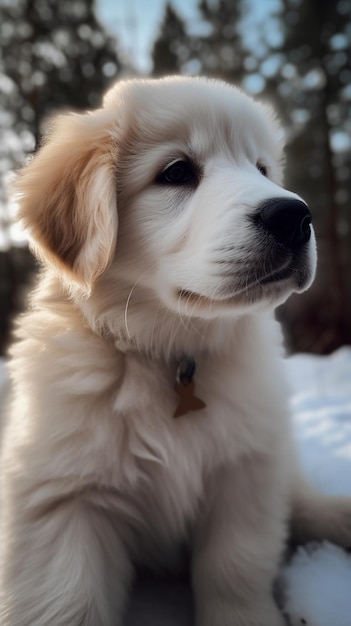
<box><xmin>81</xmin><ymin>279</ymin><xmax>256</xmax><ymax>363</ymax></box>
<box><xmin>38</xmin><ymin>272</ymin><xmax>272</xmax><ymax>364</ymax></box>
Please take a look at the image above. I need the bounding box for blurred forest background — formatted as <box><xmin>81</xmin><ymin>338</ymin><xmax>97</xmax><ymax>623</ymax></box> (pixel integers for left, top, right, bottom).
<box><xmin>0</xmin><ymin>0</ymin><xmax>350</xmax><ymax>355</ymax></box>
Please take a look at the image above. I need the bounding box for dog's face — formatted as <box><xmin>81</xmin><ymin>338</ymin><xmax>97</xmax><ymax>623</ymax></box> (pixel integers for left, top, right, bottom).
<box><xmin>17</xmin><ymin>77</ymin><xmax>316</xmax><ymax>321</ymax></box>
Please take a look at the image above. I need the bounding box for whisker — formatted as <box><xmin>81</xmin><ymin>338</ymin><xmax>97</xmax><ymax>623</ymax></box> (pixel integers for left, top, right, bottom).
<box><xmin>124</xmin><ymin>261</ymin><xmax>158</xmax><ymax>340</ymax></box>
<box><xmin>150</xmin><ymin>302</ymin><xmax>163</xmax><ymax>354</ymax></box>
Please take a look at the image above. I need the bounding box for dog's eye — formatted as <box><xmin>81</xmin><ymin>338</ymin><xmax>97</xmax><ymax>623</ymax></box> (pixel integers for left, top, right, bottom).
<box><xmin>157</xmin><ymin>160</ymin><xmax>197</xmax><ymax>186</ymax></box>
<box><xmin>256</xmin><ymin>162</ymin><xmax>268</xmax><ymax>177</ymax></box>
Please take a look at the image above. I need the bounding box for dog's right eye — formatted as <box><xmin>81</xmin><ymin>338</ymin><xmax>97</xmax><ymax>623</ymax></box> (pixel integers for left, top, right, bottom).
<box><xmin>157</xmin><ymin>160</ymin><xmax>198</xmax><ymax>186</ymax></box>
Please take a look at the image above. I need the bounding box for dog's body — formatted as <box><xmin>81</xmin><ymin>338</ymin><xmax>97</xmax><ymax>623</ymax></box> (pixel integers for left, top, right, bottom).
<box><xmin>1</xmin><ymin>77</ymin><xmax>351</xmax><ymax>626</ymax></box>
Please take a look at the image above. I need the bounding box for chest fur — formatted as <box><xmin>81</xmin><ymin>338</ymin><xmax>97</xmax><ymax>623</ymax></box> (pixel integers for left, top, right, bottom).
<box><xmin>110</xmin><ymin>350</ymin><xmax>287</xmax><ymax>490</ymax></box>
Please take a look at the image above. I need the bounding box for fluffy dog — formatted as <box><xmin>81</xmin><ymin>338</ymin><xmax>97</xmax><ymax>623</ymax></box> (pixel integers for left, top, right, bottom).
<box><xmin>1</xmin><ymin>76</ymin><xmax>351</xmax><ymax>626</ymax></box>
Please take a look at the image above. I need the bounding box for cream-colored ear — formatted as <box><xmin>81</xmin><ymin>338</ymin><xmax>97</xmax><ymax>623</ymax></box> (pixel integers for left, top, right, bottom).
<box><xmin>16</xmin><ymin>109</ymin><xmax>118</xmax><ymax>291</ymax></box>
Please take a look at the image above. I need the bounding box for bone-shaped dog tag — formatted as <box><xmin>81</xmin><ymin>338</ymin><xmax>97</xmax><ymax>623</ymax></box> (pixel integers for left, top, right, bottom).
<box><xmin>173</xmin><ymin>379</ymin><xmax>206</xmax><ymax>418</ymax></box>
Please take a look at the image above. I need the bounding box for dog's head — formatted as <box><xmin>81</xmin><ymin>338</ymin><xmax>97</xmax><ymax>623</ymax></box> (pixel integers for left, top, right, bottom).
<box><xmin>16</xmin><ymin>76</ymin><xmax>316</xmax><ymax>322</ymax></box>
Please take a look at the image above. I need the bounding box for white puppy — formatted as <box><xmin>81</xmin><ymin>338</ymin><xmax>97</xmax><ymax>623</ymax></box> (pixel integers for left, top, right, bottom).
<box><xmin>1</xmin><ymin>76</ymin><xmax>351</xmax><ymax>626</ymax></box>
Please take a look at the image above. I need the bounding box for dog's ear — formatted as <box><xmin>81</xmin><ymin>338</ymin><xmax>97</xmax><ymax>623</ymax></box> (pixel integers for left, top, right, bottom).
<box><xmin>16</xmin><ymin>110</ymin><xmax>118</xmax><ymax>291</ymax></box>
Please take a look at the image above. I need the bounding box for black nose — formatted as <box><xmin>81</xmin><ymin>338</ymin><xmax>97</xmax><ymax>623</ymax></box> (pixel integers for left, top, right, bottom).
<box><xmin>257</xmin><ymin>198</ymin><xmax>312</xmax><ymax>249</ymax></box>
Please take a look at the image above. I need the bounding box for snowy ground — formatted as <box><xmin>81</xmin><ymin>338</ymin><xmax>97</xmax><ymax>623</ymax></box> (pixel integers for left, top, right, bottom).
<box><xmin>1</xmin><ymin>349</ymin><xmax>351</xmax><ymax>625</ymax></box>
<box><xmin>281</xmin><ymin>348</ymin><xmax>351</xmax><ymax>626</ymax></box>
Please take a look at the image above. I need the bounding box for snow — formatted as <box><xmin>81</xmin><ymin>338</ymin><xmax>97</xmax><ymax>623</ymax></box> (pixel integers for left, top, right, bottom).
<box><xmin>0</xmin><ymin>348</ymin><xmax>351</xmax><ymax>625</ymax></box>
<box><xmin>281</xmin><ymin>542</ymin><xmax>351</xmax><ymax>626</ymax></box>
<box><xmin>280</xmin><ymin>348</ymin><xmax>351</xmax><ymax>626</ymax></box>
<box><xmin>285</xmin><ymin>348</ymin><xmax>351</xmax><ymax>499</ymax></box>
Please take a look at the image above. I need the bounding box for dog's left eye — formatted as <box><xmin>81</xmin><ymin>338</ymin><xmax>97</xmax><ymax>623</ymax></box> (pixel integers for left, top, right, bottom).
<box><xmin>157</xmin><ymin>160</ymin><xmax>198</xmax><ymax>186</ymax></box>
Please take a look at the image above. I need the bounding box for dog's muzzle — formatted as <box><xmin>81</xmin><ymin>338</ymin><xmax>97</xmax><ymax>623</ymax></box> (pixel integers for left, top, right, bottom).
<box><xmin>256</xmin><ymin>198</ymin><xmax>312</xmax><ymax>249</ymax></box>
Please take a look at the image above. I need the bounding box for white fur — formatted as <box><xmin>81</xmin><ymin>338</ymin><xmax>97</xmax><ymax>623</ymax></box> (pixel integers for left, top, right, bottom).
<box><xmin>1</xmin><ymin>76</ymin><xmax>351</xmax><ymax>626</ymax></box>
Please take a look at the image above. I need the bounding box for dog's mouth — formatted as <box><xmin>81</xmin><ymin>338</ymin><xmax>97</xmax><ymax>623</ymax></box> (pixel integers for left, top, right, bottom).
<box><xmin>176</xmin><ymin>265</ymin><xmax>301</xmax><ymax>310</ymax></box>
<box><xmin>258</xmin><ymin>266</ymin><xmax>294</xmax><ymax>285</ymax></box>
<box><xmin>177</xmin><ymin>290</ymin><xmax>217</xmax><ymax>307</ymax></box>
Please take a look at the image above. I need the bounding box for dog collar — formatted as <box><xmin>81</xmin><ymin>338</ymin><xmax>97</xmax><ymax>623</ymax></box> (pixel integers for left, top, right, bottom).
<box><xmin>173</xmin><ymin>357</ymin><xmax>206</xmax><ymax>418</ymax></box>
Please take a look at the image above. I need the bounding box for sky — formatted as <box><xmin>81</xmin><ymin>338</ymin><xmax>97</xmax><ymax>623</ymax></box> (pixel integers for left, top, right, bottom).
<box><xmin>97</xmin><ymin>0</ymin><xmax>204</xmax><ymax>73</ymax></box>
<box><xmin>97</xmin><ymin>0</ymin><xmax>281</xmax><ymax>74</ymax></box>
